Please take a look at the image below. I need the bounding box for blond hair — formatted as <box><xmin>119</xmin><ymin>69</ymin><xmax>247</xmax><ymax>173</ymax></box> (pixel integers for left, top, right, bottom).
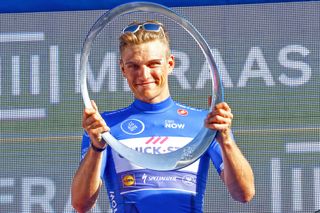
<box><xmin>119</xmin><ymin>20</ymin><xmax>171</xmax><ymax>57</ymax></box>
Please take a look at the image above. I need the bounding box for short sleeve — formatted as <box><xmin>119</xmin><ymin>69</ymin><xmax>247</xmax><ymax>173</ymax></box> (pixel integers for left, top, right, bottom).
<box><xmin>207</xmin><ymin>140</ymin><xmax>224</xmax><ymax>175</ymax></box>
<box><xmin>80</xmin><ymin>131</ymin><xmax>90</xmax><ymax>161</ymax></box>
<box><xmin>80</xmin><ymin>131</ymin><xmax>107</xmax><ymax>180</ymax></box>
<box><xmin>207</xmin><ymin>131</ymin><xmax>235</xmax><ymax>175</ymax></box>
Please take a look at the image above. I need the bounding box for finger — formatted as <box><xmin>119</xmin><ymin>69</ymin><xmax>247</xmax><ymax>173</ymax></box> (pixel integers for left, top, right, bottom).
<box><xmin>83</xmin><ymin>107</ymin><xmax>96</xmax><ymax>115</ymax></box>
<box><xmin>83</xmin><ymin>102</ymin><xmax>103</xmax><ymax>129</ymax></box>
<box><xmin>208</xmin><ymin>95</ymin><xmax>212</xmax><ymax>107</ymax></box>
<box><xmin>83</xmin><ymin>112</ymin><xmax>97</xmax><ymax>129</ymax></box>
<box><xmin>91</xmin><ymin>125</ymin><xmax>109</xmax><ymax>135</ymax></box>
<box><xmin>86</xmin><ymin>121</ymin><xmax>109</xmax><ymax>137</ymax></box>
<box><xmin>91</xmin><ymin>100</ymin><xmax>99</xmax><ymax>111</ymax></box>
<box><xmin>215</xmin><ymin>102</ymin><xmax>231</xmax><ymax>111</ymax></box>
<box><xmin>205</xmin><ymin>123</ymin><xmax>230</xmax><ymax>131</ymax></box>
<box><xmin>85</xmin><ymin>115</ymin><xmax>107</xmax><ymax>131</ymax></box>
<box><xmin>85</xmin><ymin>112</ymin><xmax>103</xmax><ymax>125</ymax></box>
<box><xmin>82</xmin><ymin>110</ymin><xmax>93</xmax><ymax>129</ymax></box>
<box><xmin>83</xmin><ymin>100</ymin><xmax>98</xmax><ymax>118</ymax></box>
<box><xmin>207</xmin><ymin>115</ymin><xmax>231</xmax><ymax>125</ymax></box>
<box><xmin>83</xmin><ymin>107</ymin><xmax>97</xmax><ymax>125</ymax></box>
<box><xmin>215</xmin><ymin>108</ymin><xmax>233</xmax><ymax>119</ymax></box>
<box><xmin>89</xmin><ymin>127</ymin><xmax>107</xmax><ymax>143</ymax></box>
<box><xmin>207</xmin><ymin>109</ymin><xmax>233</xmax><ymax>119</ymax></box>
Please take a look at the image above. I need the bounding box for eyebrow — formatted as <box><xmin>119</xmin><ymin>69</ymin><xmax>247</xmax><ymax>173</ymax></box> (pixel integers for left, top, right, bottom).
<box><xmin>124</xmin><ymin>58</ymin><xmax>163</xmax><ymax>66</ymax></box>
<box><xmin>148</xmin><ymin>59</ymin><xmax>163</xmax><ymax>64</ymax></box>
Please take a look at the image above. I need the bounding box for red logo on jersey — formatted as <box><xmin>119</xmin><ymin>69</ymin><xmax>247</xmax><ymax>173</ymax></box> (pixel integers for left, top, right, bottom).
<box><xmin>177</xmin><ymin>109</ymin><xmax>188</xmax><ymax>116</ymax></box>
<box><xmin>145</xmin><ymin>136</ymin><xmax>168</xmax><ymax>145</ymax></box>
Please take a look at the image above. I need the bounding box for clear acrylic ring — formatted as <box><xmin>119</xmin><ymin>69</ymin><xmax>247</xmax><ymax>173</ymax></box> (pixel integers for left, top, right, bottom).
<box><xmin>80</xmin><ymin>2</ymin><xmax>224</xmax><ymax>170</ymax></box>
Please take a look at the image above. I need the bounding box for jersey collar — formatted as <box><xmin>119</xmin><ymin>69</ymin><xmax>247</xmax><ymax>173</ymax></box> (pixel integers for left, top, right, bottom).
<box><xmin>132</xmin><ymin>97</ymin><xmax>174</xmax><ymax>112</ymax></box>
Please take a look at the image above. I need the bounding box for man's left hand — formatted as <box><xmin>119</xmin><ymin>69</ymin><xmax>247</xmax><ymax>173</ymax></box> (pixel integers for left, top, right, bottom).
<box><xmin>205</xmin><ymin>102</ymin><xmax>233</xmax><ymax>143</ymax></box>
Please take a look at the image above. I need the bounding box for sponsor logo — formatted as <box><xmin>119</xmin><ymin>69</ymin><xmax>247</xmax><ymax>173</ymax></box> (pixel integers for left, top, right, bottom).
<box><xmin>182</xmin><ymin>175</ymin><xmax>196</xmax><ymax>186</ymax></box>
<box><xmin>141</xmin><ymin>173</ymin><xmax>177</xmax><ymax>184</ymax></box>
<box><xmin>132</xmin><ymin>136</ymin><xmax>179</xmax><ymax>154</ymax></box>
<box><xmin>142</xmin><ymin>173</ymin><xmax>148</xmax><ymax>184</ymax></box>
<box><xmin>109</xmin><ymin>191</ymin><xmax>118</xmax><ymax>211</ymax></box>
<box><xmin>145</xmin><ymin>136</ymin><xmax>168</xmax><ymax>145</ymax></box>
<box><xmin>135</xmin><ymin>145</ymin><xmax>179</xmax><ymax>154</ymax></box>
<box><xmin>120</xmin><ymin>119</ymin><xmax>145</xmax><ymax>135</ymax></box>
<box><xmin>122</xmin><ymin>174</ymin><xmax>135</xmax><ymax>187</ymax></box>
<box><xmin>177</xmin><ymin>109</ymin><xmax>188</xmax><ymax>116</ymax></box>
<box><xmin>164</xmin><ymin>120</ymin><xmax>185</xmax><ymax>129</ymax></box>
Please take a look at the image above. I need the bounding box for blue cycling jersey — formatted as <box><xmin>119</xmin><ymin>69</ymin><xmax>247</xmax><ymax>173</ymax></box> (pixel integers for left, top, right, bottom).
<box><xmin>81</xmin><ymin>97</ymin><xmax>224</xmax><ymax>213</ymax></box>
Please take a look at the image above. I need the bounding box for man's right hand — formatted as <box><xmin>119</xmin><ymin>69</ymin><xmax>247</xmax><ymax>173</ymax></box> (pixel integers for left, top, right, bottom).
<box><xmin>82</xmin><ymin>100</ymin><xmax>109</xmax><ymax>150</ymax></box>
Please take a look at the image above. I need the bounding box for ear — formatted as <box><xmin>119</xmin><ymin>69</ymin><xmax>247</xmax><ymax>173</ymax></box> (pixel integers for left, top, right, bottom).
<box><xmin>119</xmin><ymin>59</ymin><xmax>126</xmax><ymax>77</ymax></box>
<box><xmin>167</xmin><ymin>55</ymin><xmax>175</xmax><ymax>73</ymax></box>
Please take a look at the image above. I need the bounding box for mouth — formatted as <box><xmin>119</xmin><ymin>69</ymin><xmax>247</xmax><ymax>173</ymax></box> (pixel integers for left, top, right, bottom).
<box><xmin>136</xmin><ymin>81</ymin><xmax>155</xmax><ymax>86</ymax></box>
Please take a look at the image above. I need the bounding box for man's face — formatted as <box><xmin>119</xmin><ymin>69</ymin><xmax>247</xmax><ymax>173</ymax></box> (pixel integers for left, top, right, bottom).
<box><xmin>120</xmin><ymin>40</ymin><xmax>174</xmax><ymax>103</ymax></box>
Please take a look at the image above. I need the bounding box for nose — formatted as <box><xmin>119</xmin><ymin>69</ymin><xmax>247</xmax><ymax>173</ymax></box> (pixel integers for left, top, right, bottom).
<box><xmin>139</xmin><ymin>65</ymin><xmax>151</xmax><ymax>79</ymax></box>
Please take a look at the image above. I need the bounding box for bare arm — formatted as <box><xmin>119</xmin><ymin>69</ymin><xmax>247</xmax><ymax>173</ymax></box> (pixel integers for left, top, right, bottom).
<box><xmin>71</xmin><ymin>100</ymin><xmax>109</xmax><ymax>212</ymax></box>
<box><xmin>71</xmin><ymin>149</ymin><xmax>103</xmax><ymax>212</ymax></box>
<box><xmin>205</xmin><ymin>102</ymin><xmax>255</xmax><ymax>203</ymax></box>
<box><xmin>217</xmin><ymin>131</ymin><xmax>255</xmax><ymax>203</ymax></box>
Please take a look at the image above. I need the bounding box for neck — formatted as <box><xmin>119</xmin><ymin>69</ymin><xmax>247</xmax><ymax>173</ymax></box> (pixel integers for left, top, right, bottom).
<box><xmin>133</xmin><ymin>97</ymin><xmax>173</xmax><ymax>112</ymax></box>
<box><xmin>135</xmin><ymin>90</ymin><xmax>170</xmax><ymax>104</ymax></box>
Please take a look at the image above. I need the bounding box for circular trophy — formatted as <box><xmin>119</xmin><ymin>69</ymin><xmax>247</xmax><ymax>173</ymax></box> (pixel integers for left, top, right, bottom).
<box><xmin>80</xmin><ymin>2</ymin><xmax>224</xmax><ymax>171</ymax></box>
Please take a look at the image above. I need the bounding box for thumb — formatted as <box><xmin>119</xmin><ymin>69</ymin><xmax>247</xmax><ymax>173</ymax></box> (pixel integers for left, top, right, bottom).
<box><xmin>91</xmin><ymin>100</ymin><xmax>99</xmax><ymax>111</ymax></box>
<box><xmin>208</xmin><ymin>95</ymin><xmax>212</xmax><ymax>107</ymax></box>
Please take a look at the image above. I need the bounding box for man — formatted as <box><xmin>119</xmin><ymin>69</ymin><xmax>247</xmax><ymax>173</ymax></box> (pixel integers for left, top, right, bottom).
<box><xmin>71</xmin><ymin>21</ymin><xmax>255</xmax><ymax>213</ymax></box>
